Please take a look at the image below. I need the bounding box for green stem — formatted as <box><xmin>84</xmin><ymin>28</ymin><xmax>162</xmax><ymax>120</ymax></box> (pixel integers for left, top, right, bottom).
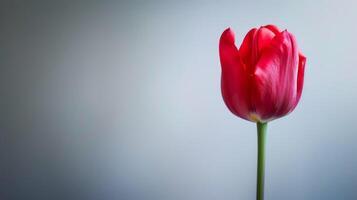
<box><xmin>256</xmin><ymin>122</ymin><xmax>267</xmax><ymax>200</ymax></box>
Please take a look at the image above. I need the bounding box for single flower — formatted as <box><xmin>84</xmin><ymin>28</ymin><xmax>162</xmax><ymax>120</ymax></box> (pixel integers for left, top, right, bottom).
<box><xmin>219</xmin><ymin>25</ymin><xmax>306</xmax><ymax>122</ymax></box>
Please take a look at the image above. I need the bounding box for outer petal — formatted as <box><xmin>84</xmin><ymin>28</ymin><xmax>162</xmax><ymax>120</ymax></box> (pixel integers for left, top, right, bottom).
<box><xmin>253</xmin><ymin>30</ymin><xmax>299</xmax><ymax>121</ymax></box>
<box><xmin>293</xmin><ymin>53</ymin><xmax>306</xmax><ymax>108</ymax></box>
<box><xmin>219</xmin><ymin>28</ymin><xmax>251</xmax><ymax>120</ymax></box>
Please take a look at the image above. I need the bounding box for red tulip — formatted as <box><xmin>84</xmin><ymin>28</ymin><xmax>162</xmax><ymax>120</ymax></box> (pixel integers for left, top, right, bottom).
<box><xmin>219</xmin><ymin>25</ymin><xmax>306</xmax><ymax>122</ymax></box>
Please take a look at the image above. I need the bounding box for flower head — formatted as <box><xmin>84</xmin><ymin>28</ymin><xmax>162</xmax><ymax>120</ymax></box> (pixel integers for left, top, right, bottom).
<box><xmin>219</xmin><ymin>25</ymin><xmax>306</xmax><ymax>122</ymax></box>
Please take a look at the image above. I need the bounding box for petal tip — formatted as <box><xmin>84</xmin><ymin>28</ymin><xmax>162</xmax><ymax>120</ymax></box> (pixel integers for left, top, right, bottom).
<box><xmin>263</xmin><ymin>24</ymin><xmax>281</xmax><ymax>34</ymax></box>
<box><xmin>280</xmin><ymin>29</ymin><xmax>295</xmax><ymax>40</ymax></box>
<box><xmin>220</xmin><ymin>27</ymin><xmax>235</xmax><ymax>44</ymax></box>
<box><xmin>299</xmin><ymin>52</ymin><xmax>306</xmax><ymax>59</ymax></box>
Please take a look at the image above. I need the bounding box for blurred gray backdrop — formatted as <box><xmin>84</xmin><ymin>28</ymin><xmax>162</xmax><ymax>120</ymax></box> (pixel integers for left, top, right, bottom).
<box><xmin>1</xmin><ymin>0</ymin><xmax>357</xmax><ymax>200</ymax></box>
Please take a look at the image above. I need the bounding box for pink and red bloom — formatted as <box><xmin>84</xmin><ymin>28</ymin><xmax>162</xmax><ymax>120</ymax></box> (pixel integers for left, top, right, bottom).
<box><xmin>219</xmin><ymin>25</ymin><xmax>306</xmax><ymax>122</ymax></box>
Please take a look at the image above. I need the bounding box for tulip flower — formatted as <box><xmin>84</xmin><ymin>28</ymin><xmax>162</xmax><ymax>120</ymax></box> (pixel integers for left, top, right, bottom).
<box><xmin>219</xmin><ymin>25</ymin><xmax>306</xmax><ymax>200</ymax></box>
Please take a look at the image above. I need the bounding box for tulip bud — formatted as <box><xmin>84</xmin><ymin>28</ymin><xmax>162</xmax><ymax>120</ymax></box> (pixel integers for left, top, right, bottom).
<box><xmin>219</xmin><ymin>25</ymin><xmax>306</xmax><ymax>122</ymax></box>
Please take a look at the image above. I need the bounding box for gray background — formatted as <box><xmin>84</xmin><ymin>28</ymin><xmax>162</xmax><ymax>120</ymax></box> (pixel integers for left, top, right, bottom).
<box><xmin>1</xmin><ymin>0</ymin><xmax>357</xmax><ymax>200</ymax></box>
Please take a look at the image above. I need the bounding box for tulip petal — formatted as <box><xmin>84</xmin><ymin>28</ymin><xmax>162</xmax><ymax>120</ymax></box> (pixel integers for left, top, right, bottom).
<box><xmin>255</xmin><ymin>27</ymin><xmax>277</xmax><ymax>56</ymax></box>
<box><xmin>219</xmin><ymin>28</ymin><xmax>251</xmax><ymax>120</ymax></box>
<box><xmin>263</xmin><ymin>24</ymin><xmax>281</xmax><ymax>35</ymax></box>
<box><xmin>239</xmin><ymin>28</ymin><xmax>257</xmax><ymax>69</ymax></box>
<box><xmin>239</xmin><ymin>27</ymin><xmax>276</xmax><ymax>70</ymax></box>
<box><xmin>294</xmin><ymin>53</ymin><xmax>306</xmax><ymax>107</ymax></box>
<box><xmin>254</xmin><ymin>31</ymin><xmax>299</xmax><ymax>121</ymax></box>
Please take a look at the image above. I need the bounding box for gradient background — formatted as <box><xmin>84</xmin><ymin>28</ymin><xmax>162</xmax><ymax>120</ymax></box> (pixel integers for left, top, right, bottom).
<box><xmin>1</xmin><ymin>0</ymin><xmax>357</xmax><ymax>200</ymax></box>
